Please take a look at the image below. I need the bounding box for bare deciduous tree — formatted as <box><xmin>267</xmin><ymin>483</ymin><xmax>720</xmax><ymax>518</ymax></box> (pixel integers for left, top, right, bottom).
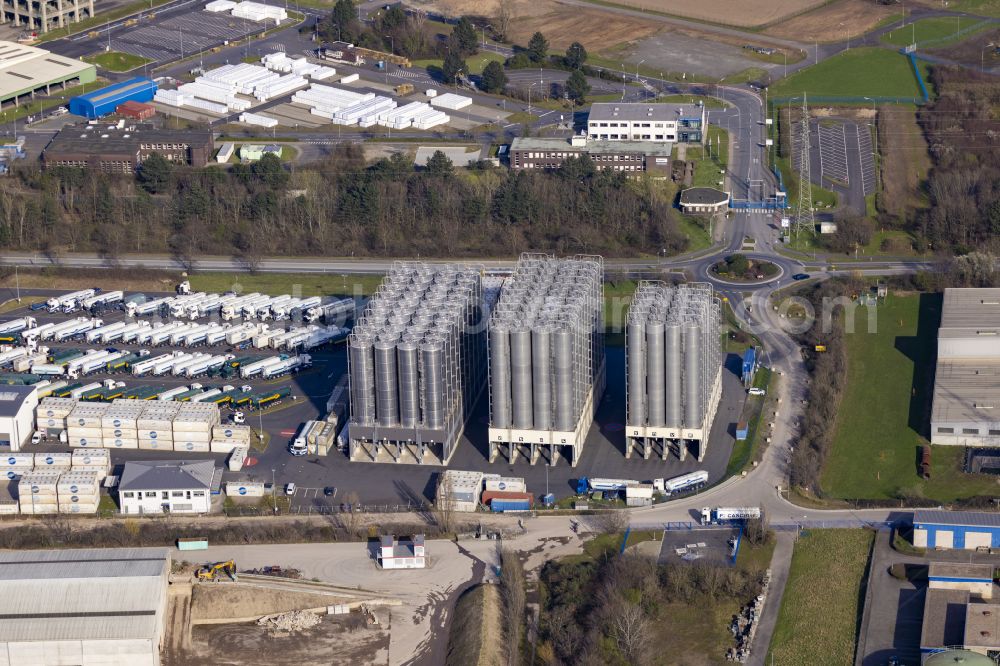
<box><xmin>498</xmin><ymin>547</ymin><xmax>526</xmax><ymax>666</ymax></box>
<box><xmin>610</xmin><ymin>600</ymin><xmax>651</xmax><ymax>666</ymax></box>
<box><xmin>494</xmin><ymin>0</ymin><xmax>513</xmax><ymax>42</ymax></box>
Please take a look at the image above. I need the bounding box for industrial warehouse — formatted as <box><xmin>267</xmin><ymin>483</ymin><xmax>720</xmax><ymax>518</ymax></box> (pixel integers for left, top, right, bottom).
<box><xmin>625</xmin><ymin>282</ymin><xmax>722</xmax><ymax>461</ymax></box>
<box><xmin>931</xmin><ymin>288</ymin><xmax>1000</xmax><ymax>446</ymax></box>
<box><xmin>42</xmin><ymin>124</ymin><xmax>215</xmax><ymax>172</ymax></box>
<box><xmin>0</xmin><ymin>547</ymin><xmax>170</xmax><ymax>665</ymax></box>
<box><xmin>0</xmin><ymin>41</ymin><xmax>95</xmax><ymax>108</ymax></box>
<box><xmin>488</xmin><ymin>254</ymin><xmax>605</xmax><ymax>467</ymax></box>
<box><xmin>346</xmin><ymin>262</ymin><xmax>489</xmax><ymax>465</ymax></box>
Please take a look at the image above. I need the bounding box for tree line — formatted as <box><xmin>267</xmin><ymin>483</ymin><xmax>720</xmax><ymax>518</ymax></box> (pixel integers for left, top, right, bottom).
<box><xmin>0</xmin><ymin>147</ymin><xmax>690</xmax><ymax>261</ymax></box>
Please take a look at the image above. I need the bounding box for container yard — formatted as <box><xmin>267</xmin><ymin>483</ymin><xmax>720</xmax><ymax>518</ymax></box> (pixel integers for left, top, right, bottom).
<box><xmin>347</xmin><ymin>262</ymin><xmax>487</xmax><ymax>465</ymax></box>
<box><xmin>487</xmin><ymin>254</ymin><xmax>605</xmax><ymax>467</ymax></box>
<box><xmin>625</xmin><ymin>282</ymin><xmax>722</xmax><ymax>461</ymax></box>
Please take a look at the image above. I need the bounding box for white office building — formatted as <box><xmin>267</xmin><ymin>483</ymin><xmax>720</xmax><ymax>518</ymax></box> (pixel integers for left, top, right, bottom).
<box><xmin>586</xmin><ymin>102</ymin><xmax>707</xmax><ymax>144</ymax></box>
<box><xmin>0</xmin><ymin>386</ymin><xmax>38</xmax><ymax>452</ymax></box>
<box><xmin>118</xmin><ymin>460</ymin><xmax>216</xmax><ymax>515</ymax></box>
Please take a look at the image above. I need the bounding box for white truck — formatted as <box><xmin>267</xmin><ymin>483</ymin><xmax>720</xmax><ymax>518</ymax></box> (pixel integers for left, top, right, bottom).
<box><xmin>239</xmin><ymin>356</ymin><xmax>285</xmax><ymax>379</ymax></box>
<box><xmin>131</xmin><ymin>353</ymin><xmax>175</xmax><ymax>376</ymax></box>
<box><xmin>84</xmin><ymin>321</ymin><xmax>127</xmax><ymax>344</ymax></box>
<box><xmin>109</xmin><ymin>321</ymin><xmax>151</xmax><ymax>344</ymax></box>
<box><xmin>81</xmin><ymin>290</ymin><xmax>123</xmax><ymax>311</ymax></box>
<box><xmin>261</xmin><ymin>354</ymin><xmax>312</xmax><ymax>379</ymax></box>
<box><xmin>0</xmin><ymin>317</ymin><xmax>36</xmax><ymax>336</ymax></box>
<box><xmin>156</xmin><ymin>385</ymin><xmax>190</xmax><ymax>401</ymax></box>
<box><xmin>304</xmin><ymin>298</ymin><xmax>354</xmax><ymax>324</ymax></box>
<box><xmin>129</xmin><ymin>296</ymin><xmax>174</xmax><ymax>317</ymax></box>
<box><xmin>700</xmin><ymin>506</ymin><xmax>762</xmax><ymax>525</ymax></box>
<box><xmin>47</xmin><ymin>289</ymin><xmax>95</xmax><ymax>313</ymax></box>
<box><xmin>657</xmin><ymin>470</ymin><xmax>710</xmax><ymax>496</ymax></box>
<box><xmin>53</xmin><ymin>318</ymin><xmax>101</xmax><ymax>342</ymax></box>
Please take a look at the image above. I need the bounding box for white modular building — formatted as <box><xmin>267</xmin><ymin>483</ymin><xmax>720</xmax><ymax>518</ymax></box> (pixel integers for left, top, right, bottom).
<box><xmin>0</xmin><ymin>547</ymin><xmax>170</xmax><ymax>666</ymax></box>
<box><xmin>429</xmin><ymin>93</ymin><xmax>471</xmax><ymax>111</ymax></box>
<box><xmin>586</xmin><ymin>102</ymin><xmax>707</xmax><ymax>144</ymax></box>
<box><xmin>0</xmin><ymin>386</ymin><xmax>38</xmax><ymax>452</ymax></box>
<box><xmin>118</xmin><ymin>460</ymin><xmax>217</xmax><ymax>515</ymax></box>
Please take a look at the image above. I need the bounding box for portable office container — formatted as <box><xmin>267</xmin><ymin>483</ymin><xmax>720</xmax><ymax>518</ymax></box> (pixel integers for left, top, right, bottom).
<box><xmin>173</xmin><ymin>439</ymin><xmax>211</xmax><ymax>453</ymax></box>
<box><xmin>19</xmin><ymin>471</ymin><xmax>61</xmax><ymax>497</ymax></box>
<box><xmin>33</xmin><ymin>452</ymin><xmax>72</xmax><ymax>470</ymax></box>
<box><xmin>224</xmin><ymin>481</ymin><xmax>266</xmax><ymax>497</ymax></box>
<box><xmin>227</xmin><ymin>446</ymin><xmax>248</xmax><ymax>471</ymax></box>
<box><xmin>106</xmin><ymin>437</ymin><xmax>139</xmax><ymax>449</ymax></box>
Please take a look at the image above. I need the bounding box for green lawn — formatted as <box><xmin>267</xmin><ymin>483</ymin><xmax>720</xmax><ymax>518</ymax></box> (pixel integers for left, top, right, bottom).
<box><xmin>947</xmin><ymin>0</ymin><xmax>1000</xmax><ymax>16</ymax></box>
<box><xmin>821</xmin><ymin>293</ymin><xmax>1000</xmax><ymax>501</ymax></box>
<box><xmin>0</xmin><ymin>77</ymin><xmax>107</xmax><ymax>125</ymax></box>
<box><xmin>679</xmin><ymin>216</ymin><xmax>713</xmax><ymax>253</ymax></box>
<box><xmin>84</xmin><ymin>51</ymin><xmax>152</xmax><ymax>72</ymax></box>
<box><xmin>689</xmin><ymin>126</ymin><xmax>729</xmax><ymax>189</ymax></box>
<box><xmin>720</xmin><ymin>67</ymin><xmax>768</xmax><ymax>85</ymax></box>
<box><xmin>770</xmin><ymin>48</ymin><xmax>924</xmax><ymax>100</ymax></box>
<box><xmin>774</xmin><ymin>156</ymin><xmax>838</xmax><ymax>210</ymax></box>
<box><xmin>653</xmin><ymin>94</ymin><xmax>726</xmax><ymax>109</ymax></box>
<box><xmin>188</xmin><ymin>272</ymin><xmax>385</xmax><ymax>298</ymax></box>
<box><xmin>881</xmin><ymin>17</ymin><xmax>993</xmax><ymax>48</ymax></box>
<box><xmin>727</xmin><ymin>367</ymin><xmax>774</xmax><ymax>477</ymax></box>
<box><xmin>767</xmin><ymin>529</ymin><xmax>873</xmax><ymax>666</ymax></box>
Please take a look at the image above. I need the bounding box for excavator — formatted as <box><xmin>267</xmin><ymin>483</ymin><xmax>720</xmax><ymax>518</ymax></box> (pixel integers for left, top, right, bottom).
<box><xmin>195</xmin><ymin>560</ymin><xmax>238</xmax><ymax>582</ymax></box>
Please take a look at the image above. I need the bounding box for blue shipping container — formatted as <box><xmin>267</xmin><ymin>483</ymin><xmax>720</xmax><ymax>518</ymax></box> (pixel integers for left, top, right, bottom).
<box><xmin>69</xmin><ymin>77</ymin><xmax>158</xmax><ymax>119</ymax></box>
<box><xmin>491</xmin><ymin>499</ymin><xmax>531</xmax><ymax>512</ymax></box>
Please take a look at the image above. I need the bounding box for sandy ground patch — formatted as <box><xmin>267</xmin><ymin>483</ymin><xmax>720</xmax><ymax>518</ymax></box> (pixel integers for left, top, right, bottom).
<box><xmin>590</xmin><ymin>0</ymin><xmax>825</xmax><ymax>28</ymax></box>
<box><xmin>190</xmin><ymin>585</ymin><xmax>356</xmax><ymax>622</ymax></box>
<box><xmin>509</xmin><ymin>6</ymin><xmax>661</xmax><ymax>51</ymax></box>
<box><xmin>764</xmin><ymin>0</ymin><xmax>899</xmax><ymax>42</ymax></box>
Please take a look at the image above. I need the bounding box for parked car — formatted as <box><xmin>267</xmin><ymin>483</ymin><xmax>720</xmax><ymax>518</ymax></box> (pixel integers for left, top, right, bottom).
<box><xmin>748</xmin><ymin>387</ymin><xmax>766</xmax><ymax>396</ymax></box>
<box><xmin>284</xmin><ymin>482</ymin><xmax>296</xmax><ymax>495</ymax></box>
<box><xmin>792</xmin><ymin>273</ymin><xmax>810</xmax><ymax>280</ymax></box>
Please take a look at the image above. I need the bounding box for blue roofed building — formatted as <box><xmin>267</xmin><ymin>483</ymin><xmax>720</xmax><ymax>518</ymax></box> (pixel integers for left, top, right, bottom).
<box><xmin>69</xmin><ymin>77</ymin><xmax>157</xmax><ymax>119</ymax></box>
<box><xmin>913</xmin><ymin>510</ymin><xmax>1000</xmax><ymax>550</ymax></box>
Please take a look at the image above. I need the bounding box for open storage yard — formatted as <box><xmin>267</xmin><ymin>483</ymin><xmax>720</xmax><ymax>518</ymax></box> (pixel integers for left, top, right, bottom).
<box><xmin>767</xmin><ymin>529</ymin><xmax>874</xmax><ymax>666</ymax></box>
<box><xmin>820</xmin><ymin>293</ymin><xmax>999</xmax><ymax>501</ymax></box>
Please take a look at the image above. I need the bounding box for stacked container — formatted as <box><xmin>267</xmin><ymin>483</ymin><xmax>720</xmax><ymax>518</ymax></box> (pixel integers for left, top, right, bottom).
<box><xmin>17</xmin><ymin>471</ymin><xmax>60</xmax><ymax>515</ymax></box>
<box><xmin>102</xmin><ymin>400</ymin><xmax>144</xmax><ymax>450</ymax></box>
<box><xmin>71</xmin><ymin>448</ymin><xmax>110</xmax><ymax>481</ymax></box>
<box><xmin>35</xmin><ymin>397</ymin><xmax>77</xmax><ymax>439</ymax></box>
<box><xmin>227</xmin><ymin>446</ymin><xmax>248</xmax><ymax>471</ymax></box>
<box><xmin>57</xmin><ymin>471</ymin><xmax>100</xmax><ymax>514</ymax></box>
<box><xmin>172</xmin><ymin>403</ymin><xmax>220</xmax><ymax>452</ymax></box>
<box><xmin>66</xmin><ymin>402</ymin><xmax>111</xmax><ymax>448</ymax></box>
<box><xmin>0</xmin><ymin>453</ymin><xmax>34</xmax><ymax>481</ymax></box>
<box><xmin>305</xmin><ymin>421</ymin><xmax>337</xmax><ymax>456</ymax></box>
<box><xmin>32</xmin><ymin>452</ymin><xmax>72</xmax><ymax>471</ymax></box>
<box><xmin>0</xmin><ymin>482</ymin><xmax>18</xmax><ymax>515</ymax></box>
<box><xmin>211</xmin><ymin>424</ymin><xmax>252</xmax><ymax>453</ymax></box>
<box><xmin>138</xmin><ymin>401</ymin><xmax>181</xmax><ymax>450</ymax></box>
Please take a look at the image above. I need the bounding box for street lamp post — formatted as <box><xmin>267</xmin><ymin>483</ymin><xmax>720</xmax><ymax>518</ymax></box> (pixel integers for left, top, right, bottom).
<box><xmin>271</xmin><ymin>468</ymin><xmax>277</xmax><ymax>513</ymax></box>
<box><xmin>527</xmin><ymin>81</ymin><xmax>539</xmax><ymax>114</ymax></box>
<box><xmin>982</xmin><ymin>43</ymin><xmax>995</xmax><ymax>72</ymax></box>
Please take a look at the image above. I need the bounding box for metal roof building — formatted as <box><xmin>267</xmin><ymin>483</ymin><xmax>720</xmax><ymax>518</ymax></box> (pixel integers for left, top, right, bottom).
<box><xmin>0</xmin><ymin>42</ymin><xmax>96</xmax><ymax>108</ymax></box>
<box><xmin>69</xmin><ymin>78</ymin><xmax>158</xmax><ymax>120</ymax></box>
<box><xmin>0</xmin><ymin>547</ymin><xmax>170</xmax><ymax>665</ymax></box>
<box><xmin>0</xmin><ymin>385</ymin><xmax>38</xmax><ymax>452</ymax></box>
<box><xmin>913</xmin><ymin>510</ymin><xmax>1000</xmax><ymax>550</ymax></box>
<box><xmin>931</xmin><ymin>288</ymin><xmax>1000</xmax><ymax>445</ymax></box>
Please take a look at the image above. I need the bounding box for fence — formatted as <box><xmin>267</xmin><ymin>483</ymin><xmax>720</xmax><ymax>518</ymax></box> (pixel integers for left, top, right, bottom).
<box><xmin>644</xmin><ymin>518</ymin><xmax>900</xmax><ymax>531</ymax></box>
<box><xmin>770</xmin><ymin>94</ymin><xmax>924</xmax><ymax>106</ymax></box>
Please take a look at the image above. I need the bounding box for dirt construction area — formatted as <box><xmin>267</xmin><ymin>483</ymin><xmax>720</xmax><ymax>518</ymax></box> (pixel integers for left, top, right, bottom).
<box><xmin>764</xmin><ymin>0</ymin><xmax>900</xmax><ymax>42</ymax></box>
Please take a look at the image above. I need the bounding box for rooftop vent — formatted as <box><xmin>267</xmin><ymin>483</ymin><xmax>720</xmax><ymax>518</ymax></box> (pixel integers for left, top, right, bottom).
<box><xmin>981</xmin><ymin>300</ymin><xmax>999</xmax><ymax>305</ymax></box>
<box><xmin>974</xmin><ymin>404</ymin><xmax>995</xmax><ymax>409</ymax></box>
<box><xmin>977</xmin><ymin>331</ymin><xmax>997</xmax><ymax>335</ymax></box>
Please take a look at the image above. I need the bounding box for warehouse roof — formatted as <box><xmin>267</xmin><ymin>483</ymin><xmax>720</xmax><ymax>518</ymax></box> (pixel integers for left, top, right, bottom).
<box><xmin>73</xmin><ymin>77</ymin><xmax>154</xmax><ymax>105</ymax></box>
<box><xmin>510</xmin><ymin>136</ymin><xmax>673</xmax><ymax>156</ymax></box>
<box><xmin>120</xmin><ymin>459</ymin><xmax>216</xmax><ymax>491</ymax></box>
<box><xmin>965</xmin><ymin>602</ymin><xmax>1000</xmax><ymax>648</ymax></box>
<box><xmin>941</xmin><ymin>288</ymin><xmax>1000</xmax><ymax>333</ymax></box>
<box><xmin>44</xmin><ymin>125</ymin><xmax>213</xmax><ymax>156</ymax></box>
<box><xmin>928</xmin><ymin>562</ymin><xmax>994</xmax><ymax>581</ymax></box>
<box><xmin>921</xmin><ymin>588</ymin><xmax>969</xmax><ymax>650</ymax></box>
<box><xmin>588</xmin><ymin>102</ymin><xmax>703</xmax><ymax>122</ymax></box>
<box><xmin>915</xmin><ymin>510</ymin><xmax>1000</xmax><ymax>529</ymax></box>
<box><xmin>0</xmin><ymin>547</ymin><xmax>168</xmax><ymax>642</ymax></box>
<box><xmin>0</xmin><ymin>385</ymin><xmax>36</xmax><ymax>417</ymax></box>
<box><xmin>930</xmin><ymin>359</ymin><xmax>1000</xmax><ymax>425</ymax></box>
<box><xmin>0</xmin><ymin>41</ymin><xmax>95</xmax><ymax>104</ymax></box>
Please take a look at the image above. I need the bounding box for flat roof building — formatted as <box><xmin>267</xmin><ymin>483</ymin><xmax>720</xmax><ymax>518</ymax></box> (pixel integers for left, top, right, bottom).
<box><xmin>436</xmin><ymin>469</ymin><xmax>483</xmax><ymax>512</ymax></box>
<box><xmin>509</xmin><ymin>136</ymin><xmax>674</xmax><ymax>174</ymax></box>
<box><xmin>0</xmin><ymin>546</ymin><xmax>170</xmax><ymax>665</ymax></box>
<box><xmin>0</xmin><ymin>385</ymin><xmax>38</xmax><ymax>452</ymax></box>
<box><xmin>587</xmin><ymin>102</ymin><xmax>706</xmax><ymax>144</ymax></box>
<box><xmin>0</xmin><ymin>41</ymin><xmax>95</xmax><ymax>108</ymax></box>
<box><xmin>931</xmin><ymin>288</ymin><xmax>1000</xmax><ymax>445</ymax></box>
<box><xmin>43</xmin><ymin>124</ymin><xmax>214</xmax><ymax>173</ymax></box>
<box><xmin>679</xmin><ymin>187</ymin><xmax>730</xmax><ymax>214</ymax></box>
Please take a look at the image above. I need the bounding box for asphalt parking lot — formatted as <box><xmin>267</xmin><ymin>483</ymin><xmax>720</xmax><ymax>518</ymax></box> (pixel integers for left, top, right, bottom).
<box><xmin>796</xmin><ymin>118</ymin><xmax>877</xmax><ymax>217</ymax></box>
<box><xmin>659</xmin><ymin>527</ymin><xmax>739</xmax><ymax>565</ymax></box>
<box><xmin>111</xmin><ymin>10</ymin><xmax>270</xmax><ymax>63</ymax></box>
<box><xmin>2</xmin><ymin>288</ymin><xmax>746</xmax><ymax>507</ymax></box>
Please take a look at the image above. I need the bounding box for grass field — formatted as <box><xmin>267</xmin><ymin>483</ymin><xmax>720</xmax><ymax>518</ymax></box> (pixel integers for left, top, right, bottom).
<box><xmin>689</xmin><ymin>125</ymin><xmax>729</xmax><ymax>189</ymax></box>
<box><xmin>0</xmin><ymin>78</ymin><xmax>108</xmax><ymax>126</ymax></box>
<box><xmin>727</xmin><ymin>368</ymin><xmax>774</xmax><ymax>476</ymax></box>
<box><xmin>413</xmin><ymin>50</ymin><xmax>504</xmax><ymax>77</ymax></box>
<box><xmin>769</xmin><ymin>48</ymin><xmax>924</xmax><ymax>100</ymax></box>
<box><xmin>84</xmin><ymin>51</ymin><xmax>152</xmax><ymax>72</ymax></box>
<box><xmin>935</xmin><ymin>0</ymin><xmax>1000</xmax><ymax>18</ymax></box>
<box><xmin>579</xmin><ymin>0</ymin><xmax>824</xmax><ymax>27</ymax></box>
<box><xmin>774</xmin><ymin>156</ymin><xmax>838</xmax><ymax>209</ymax></box>
<box><xmin>881</xmin><ymin>17</ymin><xmax>993</xmax><ymax>47</ymax></box>
<box><xmin>821</xmin><ymin>293</ymin><xmax>1000</xmax><ymax>500</ymax></box>
<box><xmin>767</xmin><ymin>529</ymin><xmax>873</xmax><ymax>666</ymax></box>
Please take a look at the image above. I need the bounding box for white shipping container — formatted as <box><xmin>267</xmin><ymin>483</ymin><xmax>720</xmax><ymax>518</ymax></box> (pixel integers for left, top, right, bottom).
<box><xmin>20</xmin><ymin>504</ymin><xmax>58</xmax><ymax>515</ymax></box>
<box><xmin>174</xmin><ymin>439</ymin><xmax>211</xmax><ymax>453</ymax></box>
<box><xmin>32</xmin><ymin>452</ymin><xmax>72</xmax><ymax>469</ymax></box>
<box><xmin>210</xmin><ymin>437</ymin><xmax>245</xmax><ymax>453</ymax></box>
<box><xmin>19</xmin><ymin>471</ymin><xmax>61</xmax><ymax>496</ymax></box>
<box><xmin>224</xmin><ymin>481</ymin><xmax>265</xmax><ymax>497</ymax></box>
<box><xmin>59</xmin><ymin>503</ymin><xmax>98</xmax><ymax>514</ymax></box>
<box><xmin>71</xmin><ymin>449</ymin><xmax>109</xmax><ymax>468</ymax></box>
<box><xmin>0</xmin><ymin>502</ymin><xmax>18</xmax><ymax>515</ymax></box>
<box><xmin>340</xmin><ymin>73</ymin><xmax>359</xmax><ymax>84</ymax></box>
<box><xmin>213</xmin><ymin>424</ymin><xmax>252</xmax><ymax>441</ymax></box>
<box><xmin>429</xmin><ymin>93</ymin><xmax>471</xmax><ymax>110</ymax></box>
<box><xmin>68</xmin><ymin>436</ymin><xmax>103</xmax><ymax>448</ymax></box>
<box><xmin>105</xmin><ymin>437</ymin><xmax>139</xmax><ymax>449</ymax></box>
<box><xmin>227</xmin><ymin>446</ymin><xmax>248</xmax><ymax>470</ymax></box>
<box><xmin>138</xmin><ymin>438</ymin><xmax>172</xmax><ymax>451</ymax></box>
<box><xmin>66</xmin><ymin>427</ymin><xmax>103</xmax><ymax>439</ymax></box>
<box><xmin>484</xmin><ymin>477</ymin><xmax>527</xmax><ymax>493</ymax></box>
<box><xmin>1</xmin><ymin>453</ymin><xmax>34</xmax><ymax>468</ymax></box>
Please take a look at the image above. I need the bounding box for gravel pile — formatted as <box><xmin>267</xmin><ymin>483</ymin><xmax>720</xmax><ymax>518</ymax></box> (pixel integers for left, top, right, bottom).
<box><xmin>257</xmin><ymin>610</ymin><xmax>322</xmax><ymax>634</ymax></box>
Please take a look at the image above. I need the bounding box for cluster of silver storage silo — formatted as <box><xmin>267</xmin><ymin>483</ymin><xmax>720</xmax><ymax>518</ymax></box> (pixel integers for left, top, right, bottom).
<box><xmin>625</xmin><ymin>282</ymin><xmax>722</xmax><ymax>462</ymax></box>
<box><xmin>347</xmin><ymin>262</ymin><xmax>486</xmax><ymax>464</ymax></box>
<box><xmin>487</xmin><ymin>254</ymin><xmax>605</xmax><ymax>467</ymax></box>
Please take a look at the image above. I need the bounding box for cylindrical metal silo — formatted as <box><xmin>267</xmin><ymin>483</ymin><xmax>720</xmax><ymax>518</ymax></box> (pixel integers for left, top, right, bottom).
<box><xmin>421</xmin><ymin>339</ymin><xmax>446</xmax><ymax>429</ymax></box>
<box><xmin>373</xmin><ymin>339</ymin><xmax>399</xmax><ymax>426</ymax></box>
<box><xmin>510</xmin><ymin>327</ymin><xmax>533</xmax><ymax>430</ymax></box>
<box><xmin>552</xmin><ymin>327</ymin><xmax>574</xmax><ymax>431</ymax></box>
<box><xmin>349</xmin><ymin>335</ymin><xmax>376</xmax><ymax>425</ymax></box>
<box><xmin>683</xmin><ymin>322</ymin><xmax>702</xmax><ymax>428</ymax></box>
<box><xmin>645</xmin><ymin>321</ymin><xmax>665</xmax><ymax>427</ymax></box>
<box><xmin>489</xmin><ymin>324</ymin><xmax>512</xmax><ymax>428</ymax></box>
<box><xmin>532</xmin><ymin>326</ymin><xmax>552</xmax><ymax>430</ymax></box>
<box><xmin>665</xmin><ymin>322</ymin><xmax>682</xmax><ymax>427</ymax></box>
<box><xmin>396</xmin><ymin>340</ymin><xmax>419</xmax><ymax>428</ymax></box>
<box><xmin>627</xmin><ymin>321</ymin><xmax>646</xmax><ymax>426</ymax></box>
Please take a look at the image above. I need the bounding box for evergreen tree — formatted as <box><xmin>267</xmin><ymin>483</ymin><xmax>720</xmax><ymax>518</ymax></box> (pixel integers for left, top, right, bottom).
<box><xmin>481</xmin><ymin>60</ymin><xmax>508</xmax><ymax>93</ymax></box>
<box><xmin>527</xmin><ymin>31</ymin><xmax>548</xmax><ymax>62</ymax></box>
<box><xmin>453</xmin><ymin>17</ymin><xmax>479</xmax><ymax>55</ymax></box>
<box><xmin>564</xmin><ymin>41</ymin><xmax>587</xmax><ymax>69</ymax></box>
<box><xmin>565</xmin><ymin>68</ymin><xmax>590</xmax><ymax>103</ymax></box>
<box><xmin>442</xmin><ymin>49</ymin><xmax>466</xmax><ymax>84</ymax></box>
<box><xmin>425</xmin><ymin>150</ymin><xmax>454</xmax><ymax>175</ymax></box>
<box><xmin>137</xmin><ymin>153</ymin><xmax>172</xmax><ymax>194</ymax></box>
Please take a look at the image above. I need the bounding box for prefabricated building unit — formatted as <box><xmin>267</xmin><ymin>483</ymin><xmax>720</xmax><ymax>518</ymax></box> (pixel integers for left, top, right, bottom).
<box><xmin>347</xmin><ymin>262</ymin><xmax>487</xmax><ymax>464</ymax></box>
<box><xmin>487</xmin><ymin>254</ymin><xmax>605</xmax><ymax>467</ymax></box>
<box><xmin>625</xmin><ymin>282</ymin><xmax>722</xmax><ymax>461</ymax></box>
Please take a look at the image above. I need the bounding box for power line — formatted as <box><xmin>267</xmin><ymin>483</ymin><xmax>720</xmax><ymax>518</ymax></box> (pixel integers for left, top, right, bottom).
<box><xmin>795</xmin><ymin>93</ymin><xmax>814</xmax><ymax>239</ymax></box>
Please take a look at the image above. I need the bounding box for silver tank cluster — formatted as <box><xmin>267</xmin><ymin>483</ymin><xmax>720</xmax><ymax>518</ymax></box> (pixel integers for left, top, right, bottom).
<box><xmin>348</xmin><ymin>262</ymin><xmax>484</xmax><ymax>432</ymax></box>
<box><xmin>626</xmin><ymin>281</ymin><xmax>721</xmax><ymax>430</ymax></box>
<box><xmin>488</xmin><ymin>254</ymin><xmax>604</xmax><ymax>433</ymax></box>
